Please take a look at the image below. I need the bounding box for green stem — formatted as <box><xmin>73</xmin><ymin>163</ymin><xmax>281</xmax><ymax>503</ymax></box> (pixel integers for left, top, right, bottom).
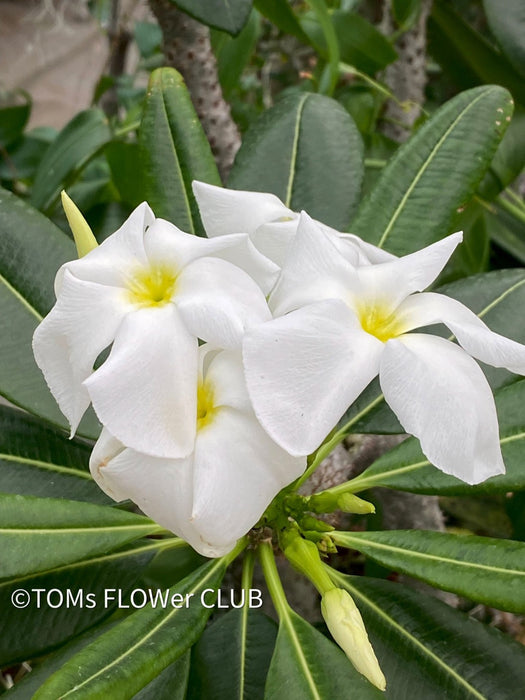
<box><xmin>259</xmin><ymin>541</ymin><xmax>290</xmax><ymax>619</ymax></box>
<box><xmin>340</xmin><ymin>62</ymin><xmax>394</xmax><ymax>101</ymax></box>
<box><xmin>242</xmin><ymin>549</ymin><xmax>256</xmax><ymax>592</ymax></box>
<box><xmin>504</xmin><ymin>186</ymin><xmax>525</xmax><ymax>211</ymax></box>
<box><xmin>497</xmin><ymin>193</ymin><xmax>525</xmax><ymax>226</ymax></box>
<box><xmin>364</xmin><ymin>158</ymin><xmax>388</xmax><ymax>168</ymax></box>
<box><xmin>223</xmin><ymin>537</ymin><xmax>249</xmax><ymax>567</ymax></box>
<box><xmin>292</xmin><ymin>393</ymin><xmax>385</xmax><ymax>490</ymax></box>
<box><xmin>113</xmin><ymin>120</ymin><xmax>141</xmax><ymax>138</ymax></box>
<box><xmin>307</xmin><ymin>0</ymin><xmax>340</xmax><ymax>96</ymax></box>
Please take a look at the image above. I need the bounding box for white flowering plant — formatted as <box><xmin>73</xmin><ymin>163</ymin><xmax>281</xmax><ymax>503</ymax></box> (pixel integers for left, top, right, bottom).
<box><xmin>2</xmin><ymin>60</ymin><xmax>525</xmax><ymax>699</ymax></box>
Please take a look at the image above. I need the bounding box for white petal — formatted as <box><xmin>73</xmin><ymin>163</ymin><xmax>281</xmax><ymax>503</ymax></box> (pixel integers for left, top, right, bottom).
<box><xmin>145</xmin><ymin>219</ymin><xmax>279</xmax><ymax>295</ymax></box>
<box><xmin>191</xmin><ymin>407</ymin><xmax>305</xmax><ymax>547</ymax></box>
<box><xmin>192</xmin><ymin>180</ymin><xmax>294</xmax><ymax>237</ymax></box>
<box><xmin>243</xmin><ymin>300</ymin><xmax>383</xmax><ymax>456</ymax></box>
<box><xmin>251</xmin><ymin>219</ymin><xmax>299</xmax><ymax>267</ymax></box>
<box><xmin>56</xmin><ymin>202</ymin><xmax>154</xmax><ymax>293</ymax></box>
<box><xmin>380</xmin><ymin>334</ymin><xmax>505</xmax><ymax>484</ymax></box>
<box><xmin>270</xmin><ymin>212</ymin><xmax>358</xmax><ymax>317</ymax></box>
<box><xmin>85</xmin><ymin>304</ymin><xmax>198</xmax><ymax>458</ymax></box>
<box><xmin>395</xmin><ymin>292</ymin><xmax>525</xmax><ymax>374</ymax></box>
<box><xmin>176</xmin><ymin>257</ymin><xmax>271</xmax><ymax>349</ymax></box>
<box><xmin>339</xmin><ymin>233</ymin><xmax>397</xmax><ymax>264</ymax></box>
<box><xmin>204</xmin><ymin>349</ymin><xmax>252</xmax><ymax>412</ymax></box>
<box><xmin>354</xmin><ymin>232</ymin><xmax>463</xmax><ymax>310</ymax></box>
<box><xmin>32</xmin><ymin>270</ymin><xmax>129</xmax><ymax>433</ymax></box>
<box><xmin>90</xmin><ymin>429</ymin><xmax>230</xmax><ymax>557</ymax></box>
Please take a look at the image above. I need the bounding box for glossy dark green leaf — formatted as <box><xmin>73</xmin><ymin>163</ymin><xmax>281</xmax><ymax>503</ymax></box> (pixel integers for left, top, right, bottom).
<box><xmin>0</xmin><ymin>92</ymin><xmax>30</xmax><ymax>148</ymax></box>
<box><xmin>189</xmin><ymin>609</ymin><xmax>277</xmax><ymax>699</ymax></box>
<box><xmin>170</xmin><ymin>0</ymin><xmax>252</xmax><ymax>36</ymax></box>
<box><xmin>0</xmin><ymin>404</ymin><xmax>105</xmax><ymax>503</ymax></box>
<box><xmin>139</xmin><ymin>68</ymin><xmax>221</xmax><ymax>233</ymax></box>
<box><xmin>229</xmin><ymin>91</ymin><xmax>363</xmax><ymax>229</ymax></box>
<box><xmin>105</xmin><ymin>140</ymin><xmax>145</xmax><ymax>208</ymax></box>
<box><xmin>302</xmin><ymin>10</ymin><xmax>397</xmax><ymax>75</ymax></box>
<box><xmin>33</xmin><ymin>557</ymin><xmax>228</xmax><ymax>699</ymax></box>
<box><xmin>0</xmin><ymin>539</ymin><xmax>176</xmax><ymax>665</ymax></box>
<box><xmin>0</xmin><ymin>494</ymin><xmax>162</xmax><ymax>579</ymax></box>
<box><xmin>486</xmin><ymin>202</ymin><xmax>525</xmax><ymax>264</ymax></box>
<box><xmin>483</xmin><ymin>0</ymin><xmax>525</xmax><ymax>78</ymax></box>
<box><xmin>30</xmin><ymin>109</ymin><xmax>111</xmax><ymax>213</ymax></box>
<box><xmin>265</xmin><ymin>608</ymin><xmax>383</xmax><ymax>699</ymax></box>
<box><xmin>330</xmin><ymin>571</ymin><xmax>525</xmax><ymax>699</ymax></box>
<box><xmin>134</xmin><ymin>653</ymin><xmax>190</xmax><ymax>700</ymax></box>
<box><xmin>253</xmin><ymin>0</ymin><xmax>310</xmax><ymax>43</ymax></box>
<box><xmin>351</xmin><ymin>85</ymin><xmax>513</xmax><ymax>255</ymax></box>
<box><xmin>349</xmin><ymin>379</ymin><xmax>525</xmax><ymax>496</ymax></box>
<box><xmin>0</xmin><ymin>130</ymin><xmax>56</xmax><ymax>182</ymax></box>
<box><xmin>0</xmin><ymin>187</ymin><xmax>99</xmax><ymax>436</ymax></box>
<box><xmin>333</xmin><ymin>530</ymin><xmax>525</xmax><ymax>613</ymax></box>
<box><xmin>3</xmin><ymin>622</ymin><xmax>117</xmax><ymax>699</ymax></box>
<box><xmin>212</xmin><ymin>10</ymin><xmax>260</xmax><ymax>96</ymax></box>
<box><xmin>478</xmin><ymin>108</ymin><xmax>525</xmax><ymax>200</ymax></box>
<box><xmin>430</xmin><ymin>1</ymin><xmax>525</xmax><ymax>106</ymax></box>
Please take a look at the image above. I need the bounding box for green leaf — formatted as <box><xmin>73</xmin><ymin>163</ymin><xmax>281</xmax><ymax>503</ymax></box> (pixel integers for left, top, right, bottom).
<box><xmin>229</xmin><ymin>91</ymin><xmax>364</xmax><ymax>229</ymax></box>
<box><xmin>188</xmin><ymin>609</ymin><xmax>277</xmax><ymax>699</ymax></box>
<box><xmin>105</xmin><ymin>141</ymin><xmax>145</xmax><ymax>208</ymax></box>
<box><xmin>350</xmin><ymin>85</ymin><xmax>513</xmax><ymax>255</ymax></box>
<box><xmin>0</xmin><ymin>539</ymin><xmax>172</xmax><ymax>665</ymax></box>
<box><xmin>350</xmin><ymin>379</ymin><xmax>525</xmax><ymax>496</ymax></box>
<box><xmin>3</xmin><ymin>621</ymin><xmax>117</xmax><ymax>699</ymax></box>
<box><xmin>134</xmin><ymin>653</ymin><xmax>190</xmax><ymax>700</ymax></box>
<box><xmin>33</xmin><ymin>557</ymin><xmax>228</xmax><ymax>699</ymax></box>
<box><xmin>302</xmin><ymin>10</ymin><xmax>398</xmax><ymax>75</ymax></box>
<box><xmin>486</xmin><ymin>201</ymin><xmax>525</xmax><ymax>264</ymax></box>
<box><xmin>333</xmin><ymin>530</ymin><xmax>525</xmax><ymax>613</ymax></box>
<box><xmin>170</xmin><ymin>0</ymin><xmax>252</xmax><ymax>36</ymax></box>
<box><xmin>0</xmin><ymin>494</ymin><xmax>161</xmax><ymax>579</ymax></box>
<box><xmin>265</xmin><ymin>608</ymin><xmax>383</xmax><ymax>698</ymax></box>
<box><xmin>139</xmin><ymin>68</ymin><xmax>221</xmax><ymax>233</ymax></box>
<box><xmin>0</xmin><ymin>131</ymin><xmax>51</xmax><ymax>181</ymax></box>
<box><xmin>392</xmin><ymin>0</ymin><xmax>421</xmax><ymax>29</ymax></box>
<box><xmin>478</xmin><ymin>108</ymin><xmax>525</xmax><ymax>200</ymax></box>
<box><xmin>212</xmin><ymin>10</ymin><xmax>260</xmax><ymax>97</ymax></box>
<box><xmin>483</xmin><ymin>0</ymin><xmax>525</xmax><ymax>78</ymax></box>
<box><xmin>0</xmin><ymin>92</ymin><xmax>30</xmax><ymax>148</ymax></box>
<box><xmin>0</xmin><ymin>404</ymin><xmax>106</xmax><ymax>503</ymax></box>
<box><xmin>330</xmin><ymin>572</ymin><xmax>525</xmax><ymax>699</ymax></box>
<box><xmin>0</xmin><ymin>187</ymin><xmax>97</xmax><ymax>435</ymax></box>
<box><xmin>429</xmin><ymin>1</ymin><xmax>525</xmax><ymax>106</ymax></box>
<box><xmin>30</xmin><ymin>109</ymin><xmax>111</xmax><ymax>213</ymax></box>
<box><xmin>253</xmin><ymin>0</ymin><xmax>310</xmax><ymax>43</ymax></box>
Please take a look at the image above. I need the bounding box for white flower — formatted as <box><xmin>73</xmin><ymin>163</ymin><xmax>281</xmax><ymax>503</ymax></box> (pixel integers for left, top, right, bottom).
<box><xmin>90</xmin><ymin>348</ymin><xmax>306</xmax><ymax>557</ymax></box>
<box><xmin>33</xmin><ymin>202</ymin><xmax>274</xmax><ymax>459</ymax></box>
<box><xmin>243</xmin><ymin>214</ymin><xmax>525</xmax><ymax>484</ymax></box>
<box><xmin>321</xmin><ymin>588</ymin><xmax>386</xmax><ymax>691</ymax></box>
<box><xmin>192</xmin><ymin>181</ymin><xmax>395</xmax><ymax>270</ymax></box>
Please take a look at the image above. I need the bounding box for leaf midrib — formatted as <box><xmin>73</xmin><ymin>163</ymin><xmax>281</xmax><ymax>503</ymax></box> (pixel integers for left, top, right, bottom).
<box><xmin>56</xmin><ymin>559</ymin><xmax>224</xmax><ymax>698</ymax></box>
<box><xmin>377</xmin><ymin>87</ymin><xmax>497</xmax><ymax>249</ymax></box>
<box><xmin>0</xmin><ymin>453</ymin><xmax>91</xmax><ymax>479</ymax></box>
<box><xmin>334</xmin><ymin>533</ymin><xmax>525</xmax><ymax>577</ymax></box>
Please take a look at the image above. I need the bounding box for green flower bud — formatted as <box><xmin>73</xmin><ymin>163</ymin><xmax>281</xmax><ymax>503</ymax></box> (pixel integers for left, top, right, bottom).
<box><xmin>61</xmin><ymin>190</ymin><xmax>98</xmax><ymax>258</ymax></box>
<box><xmin>321</xmin><ymin>588</ymin><xmax>386</xmax><ymax>691</ymax></box>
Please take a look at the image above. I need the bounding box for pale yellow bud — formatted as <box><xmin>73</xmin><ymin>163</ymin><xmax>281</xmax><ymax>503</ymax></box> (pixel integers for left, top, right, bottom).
<box><xmin>321</xmin><ymin>588</ymin><xmax>386</xmax><ymax>691</ymax></box>
<box><xmin>61</xmin><ymin>190</ymin><xmax>98</xmax><ymax>258</ymax></box>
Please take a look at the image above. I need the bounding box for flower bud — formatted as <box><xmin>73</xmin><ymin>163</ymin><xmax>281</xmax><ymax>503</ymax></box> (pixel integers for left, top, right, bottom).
<box><xmin>337</xmin><ymin>493</ymin><xmax>375</xmax><ymax>515</ymax></box>
<box><xmin>321</xmin><ymin>588</ymin><xmax>386</xmax><ymax>691</ymax></box>
<box><xmin>61</xmin><ymin>190</ymin><xmax>98</xmax><ymax>258</ymax></box>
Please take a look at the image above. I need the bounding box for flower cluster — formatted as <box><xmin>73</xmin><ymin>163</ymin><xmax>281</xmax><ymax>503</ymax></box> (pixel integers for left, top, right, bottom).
<box><xmin>34</xmin><ymin>183</ymin><xmax>525</xmax><ymax>555</ymax></box>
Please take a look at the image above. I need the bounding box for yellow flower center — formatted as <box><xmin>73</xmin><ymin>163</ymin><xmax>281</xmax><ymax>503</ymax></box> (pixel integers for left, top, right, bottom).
<box><xmin>196</xmin><ymin>380</ymin><xmax>217</xmax><ymax>431</ymax></box>
<box><xmin>127</xmin><ymin>265</ymin><xmax>177</xmax><ymax>307</ymax></box>
<box><xmin>357</xmin><ymin>302</ymin><xmax>405</xmax><ymax>342</ymax></box>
